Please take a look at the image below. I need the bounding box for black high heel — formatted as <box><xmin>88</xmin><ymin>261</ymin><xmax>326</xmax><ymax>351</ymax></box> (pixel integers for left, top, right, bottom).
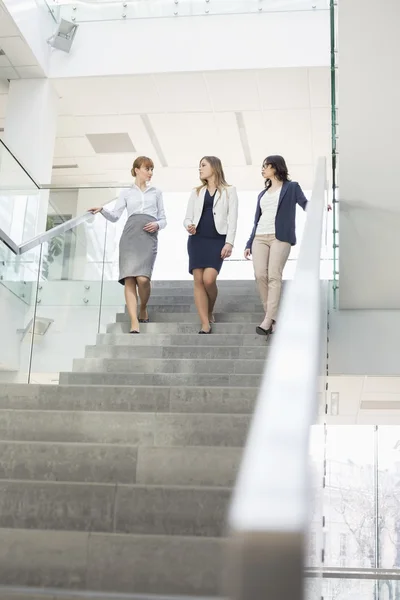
<box><xmin>199</xmin><ymin>325</ymin><xmax>212</xmax><ymax>335</ymax></box>
<box><xmin>256</xmin><ymin>325</ymin><xmax>272</xmax><ymax>336</ymax></box>
<box><xmin>129</xmin><ymin>330</ymin><xmax>140</xmax><ymax>334</ymax></box>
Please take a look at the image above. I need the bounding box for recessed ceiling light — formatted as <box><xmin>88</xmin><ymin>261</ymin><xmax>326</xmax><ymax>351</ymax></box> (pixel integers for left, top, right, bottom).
<box><xmin>86</xmin><ymin>133</ymin><xmax>136</xmax><ymax>154</ymax></box>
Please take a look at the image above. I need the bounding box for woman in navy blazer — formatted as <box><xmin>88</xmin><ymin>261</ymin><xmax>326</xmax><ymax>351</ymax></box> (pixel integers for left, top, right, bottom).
<box><xmin>244</xmin><ymin>155</ymin><xmax>308</xmax><ymax>336</ymax></box>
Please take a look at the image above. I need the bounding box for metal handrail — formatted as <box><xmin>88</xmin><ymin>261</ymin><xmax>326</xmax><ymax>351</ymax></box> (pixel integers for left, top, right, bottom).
<box><xmin>0</xmin><ymin>136</ymin><xmax>126</xmax><ymax>255</ymax></box>
<box><xmin>0</xmin><ymin>197</ymin><xmax>118</xmax><ymax>256</ymax></box>
<box><xmin>306</xmin><ymin>567</ymin><xmax>400</xmax><ymax>581</ymax></box>
<box><xmin>226</xmin><ymin>157</ymin><xmax>327</xmax><ymax>600</ymax></box>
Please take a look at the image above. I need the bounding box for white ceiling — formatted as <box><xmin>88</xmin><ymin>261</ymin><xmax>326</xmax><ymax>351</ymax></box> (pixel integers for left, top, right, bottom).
<box><xmin>0</xmin><ymin>66</ymin><xmax>331</xmax><ymax>191</ymax></box>
<box><xmin>50</xmin><ymin>67</ymin><xmax>331</xmax><ymax>191</ymax></box>
<box><xmin>0</xmin><ymin>1</ymin><xmax>45</xmax><ymax>130</ymax></box>
<box><xmin>0</xmin><ymin>2</ymin><xmax>44</xmax><ymax>80</ymax></box>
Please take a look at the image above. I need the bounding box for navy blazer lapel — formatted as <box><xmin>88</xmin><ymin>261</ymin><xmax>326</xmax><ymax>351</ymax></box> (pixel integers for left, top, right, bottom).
<box><xmin>277</xmin><ymin>181</ymin><xmax>290</xmax><ymax>210</ymax></box>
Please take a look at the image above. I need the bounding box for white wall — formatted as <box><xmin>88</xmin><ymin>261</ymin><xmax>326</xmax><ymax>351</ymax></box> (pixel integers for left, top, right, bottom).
<box><xmin>49</xmin><ymin>10</ymin><xmax>330</xmax><ymax>78</ymax></box>
<box><xmin>324</xmin><ymin>376</ymin><xmax>400</xmax><ymax>425</ymax></box>
<box><xmin>338</xmin><ymin>0</ymin><xmax>400</xmax><ymax>309</ymax></box>
<box><xmin>329</xmin><ymin>306</ymin><xmax>400</xmax><ymax>377</ymax></box>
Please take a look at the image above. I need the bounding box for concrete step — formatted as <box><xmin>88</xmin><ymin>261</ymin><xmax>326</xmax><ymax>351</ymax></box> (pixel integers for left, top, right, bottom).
<box><xmin>0</xmin><ymin>587</ymin><xmax>221</xmax><ymax>600</ymax></box>
<box><xmin>0</xmin><ymin>528</ymin><xmax>224</xmax><ymax>596</ymax></box>
<box><xmin>107</xmin><ymin>322</ymin><xmax>264</xmax><ymax>334</ymax></box>
<box><xmin>0</xmin><ymin>410</ymin><xmax>250</xmax><ymax>446</ymax></box>
<box><xmin>126</xmin><ymin>300</ymin><xmax>262</xmax><ymax>317</ymax></box>
<box><xmin>146</xmin><ymin>294</ymin><xmax>260</xmax><ymax>303</ymax></box>
<box><xmin>71</xmin><ymin>357</ymin><xmax>265</xmax><ymax>376</ymax></box>
<box><xmin>148</xmin><ymin>290</ymin><xmax>259</xmax><ymax>298</ymax></box>
<box><xmin>0</xmin><ymin>481</ymin><xmax>231</xmax><ymax>538</ymax></box>
<box><xmin>59</xmin><ymin>372</ymin><xmax>261</xmax><ymax>387</ymax></box>
<box><xmin>116</xmin><ymin>312</ymin><xmax>263</xmax><ymax>323</ymax></box>
<box><xmin>0</xmin><ymin>442</ymin><xmax>241</xmax><ymax>487</ymax></box>
<box><xmin>152</xmin><ymin>279</ymin><xmax>254</xmax><ymax>289</ymax></box>
<box><xmin>0</xmin><ymin>385</ymin><xmax>256</xmax><ymax>415</ymax></box>
<box><xmin>96</xmin><ymin>332</ymin><xmax>269</xmax><ymax>347</ymax></box>
<box><xmin>84</xmin><ymin>346</ymin><xmax>268</xmax><ymax>360</ymax></box>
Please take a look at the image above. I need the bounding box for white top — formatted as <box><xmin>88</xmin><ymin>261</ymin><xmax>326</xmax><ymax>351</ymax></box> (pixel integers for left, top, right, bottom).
<box><xmin>256</xmin><ymin>187</ymin><xmax>282</xmax><ymax>235</ymax></box>
<box><xmin>101</xmin><ymin>184</ymin><xmax>167</xmax><ymax>229</ymax></box>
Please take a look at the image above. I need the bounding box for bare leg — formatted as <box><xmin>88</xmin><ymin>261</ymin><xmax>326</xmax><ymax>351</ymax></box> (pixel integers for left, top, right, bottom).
<box><xmin>137</xmin><ymin>276</ymin><xmax>151</xmax><ymax>320</ymax></box>
<box><xmin>124</xmin><ymin>277</ymin><xmax>139</xmax><ymax>332</ymax></box>
<box><xmin>193</xmin><ymin>269</ymin><xmax>210</xmax><ymax>331</ymax></box>
<box><xmin>203</xmin><ymin>268</ymin><xmax>219</xmax><ymax>322</ymax></box>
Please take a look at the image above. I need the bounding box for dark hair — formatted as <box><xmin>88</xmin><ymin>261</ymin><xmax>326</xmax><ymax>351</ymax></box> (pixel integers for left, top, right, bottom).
<box><xmin>263</xmin><ymin>155</ymin><xmax>290</xmax><ymax>189</ymax></box>
<box><xmin>131</xmin><ymin>156</ymin><xmax>154</xmax><ymax>178</ymax></box>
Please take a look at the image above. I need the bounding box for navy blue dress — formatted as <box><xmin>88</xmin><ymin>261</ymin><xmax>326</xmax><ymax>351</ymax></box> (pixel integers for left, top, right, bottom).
<box><xmin>188</xmin><ymin>190</ymin><xmax>227</xmax><ymax>275</ymax></box>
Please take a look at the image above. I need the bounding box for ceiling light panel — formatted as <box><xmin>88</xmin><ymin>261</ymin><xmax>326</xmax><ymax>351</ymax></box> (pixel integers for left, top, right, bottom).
<box><xmin>86</xmin><ymin>133</ymin><xmax>136</xmax><ymax>154</ymax></box>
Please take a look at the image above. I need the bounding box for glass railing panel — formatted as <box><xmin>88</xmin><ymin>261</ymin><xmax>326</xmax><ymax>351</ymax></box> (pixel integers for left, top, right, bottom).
<box><xmin>29</xmin><ymin>218</ymin><xmax>107</xmax><ymax>384</ymax></box>
<box><xmin>0</xmin><ymin>239</ymin><xmax>40</xmax><ymax>384</ymax></box>
<box><xmin>0</xmin><ymin>139</ymin><xmax>41</xmax><ymax>244</ymax></box>
<box><xmin>58</xmin><ymin>0</ymin><xmax>329</xmax><ymax>24</ymax></box>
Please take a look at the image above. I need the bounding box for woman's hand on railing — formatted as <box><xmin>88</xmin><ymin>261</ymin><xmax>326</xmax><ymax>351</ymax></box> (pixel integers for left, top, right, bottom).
<box><xmin>88</xmin><ymin>207</ymin><xmax>102</xmax><ymax>214</ymax></box>
<box><xmin>244</xmin><ymin>248</ymin><xmax>252</xmax><ymax>260</ymax></box>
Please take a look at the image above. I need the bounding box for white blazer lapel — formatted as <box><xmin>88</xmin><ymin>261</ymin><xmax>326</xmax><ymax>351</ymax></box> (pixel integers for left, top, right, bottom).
<box><xmin>213</xmin><ymin>187</ymin><xmax>223</xmax><ymax>208</ymax></box>
<box><xmin>198</xmin><ymin>187</ymin><xmax>206</xmax><ymax>218</ymax></box>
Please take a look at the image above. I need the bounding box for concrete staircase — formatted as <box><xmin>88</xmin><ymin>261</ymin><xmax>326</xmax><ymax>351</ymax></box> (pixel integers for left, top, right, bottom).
<box><xmin>0</xmin><ymin>281</ymin><xmax>269</xmax><ymax>599</ymax></box>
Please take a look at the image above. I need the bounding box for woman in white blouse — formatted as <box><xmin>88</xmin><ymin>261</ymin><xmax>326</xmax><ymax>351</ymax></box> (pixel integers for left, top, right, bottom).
<box><xmin>90</xmin><ymin>156</ymin><xmax>166</xmax><ymax>334</ymax></box>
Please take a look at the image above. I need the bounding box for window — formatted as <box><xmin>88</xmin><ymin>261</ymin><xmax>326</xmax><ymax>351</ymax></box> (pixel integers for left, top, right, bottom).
<box><xmin>340</xmin><ymin>533</ymin><xmax>348</xmax><ymax>557</ymax></box>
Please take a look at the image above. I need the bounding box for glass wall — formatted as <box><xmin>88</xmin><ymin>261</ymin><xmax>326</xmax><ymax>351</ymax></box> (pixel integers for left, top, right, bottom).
<box><xmin>303</xmin><ymin>426</ymin><xmax>400</xmax><ymax>599</ymax></box>
<box><xmin>57</xmin><ymin>0</ymin><xmax>330</xmax><ymax>25</ymax></box>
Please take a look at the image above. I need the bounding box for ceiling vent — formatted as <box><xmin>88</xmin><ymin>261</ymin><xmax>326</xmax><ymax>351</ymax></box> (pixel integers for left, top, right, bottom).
<box><xmin>53</xmin><ymin>163</ymin><xmax>78</xmax><ymax>170</ymax></box>
<box><xmin>86</xmin><ymin>133</ymin><xmax>136</xmax><ymax>154</ymax></box>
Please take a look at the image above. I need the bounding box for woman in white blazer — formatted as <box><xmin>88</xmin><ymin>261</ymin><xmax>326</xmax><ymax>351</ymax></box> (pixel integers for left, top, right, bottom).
<box><xmin>184</xmin><ymin>156</ymin><xmax>239</xmax><ymax>334</ymax></box>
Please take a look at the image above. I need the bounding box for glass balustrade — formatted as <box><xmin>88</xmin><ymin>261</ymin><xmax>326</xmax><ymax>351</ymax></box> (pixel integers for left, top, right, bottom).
<box><xmin>55</xmin><ymin>0</ymin><xmax>329</xmax><ymax>25</ymax></box>
<box><xmin>0</xmin><ymin>173</ymin><xmax>333</xmax><ymax>384</ymax></box>
<box><xmin>0</xmin><ymin>238</ymin><xmax>41</xmax><ymax>384</ymax></box>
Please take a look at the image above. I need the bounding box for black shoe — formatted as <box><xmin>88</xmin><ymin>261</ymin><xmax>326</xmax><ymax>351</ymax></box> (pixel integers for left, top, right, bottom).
<box><xmin>138</xmin><ymin>318</ymin><xmax>150</xmax><ymax>323</ymax></box>
<box><xmin>199</xmin><ymin>327</ymin><xmax>212</xmax><ymax>335</ymax></box>
<box><xmin>256</xmin><ymin>325</ymin><xmax>272</xmax><ymax>336</ymax></box>
<box><xmin>129</xmin><ymin>330</ymin><xmax>140</xmax><ymax>334</ymax></box>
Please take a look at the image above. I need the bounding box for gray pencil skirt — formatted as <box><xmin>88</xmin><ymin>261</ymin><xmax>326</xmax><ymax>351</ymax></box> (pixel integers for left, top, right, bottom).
<box><xmin>118</xmin><ymin>213</ymin><xmax>158</xmax><ymax>285</ymax></box>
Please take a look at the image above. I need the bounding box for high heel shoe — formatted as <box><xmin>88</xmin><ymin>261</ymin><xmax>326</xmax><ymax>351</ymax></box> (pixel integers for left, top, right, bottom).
<box><xmin>256</xmin><ymin>317</ymin><xmax>273</xmax><ymax>336</ymax></box>
<box><xmin>199</xmin><ymin>324</ymin><xmax>212</xmax><ymax>334</ymax></box>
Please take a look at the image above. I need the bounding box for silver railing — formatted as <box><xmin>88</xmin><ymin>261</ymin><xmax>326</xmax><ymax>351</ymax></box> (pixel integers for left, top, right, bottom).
<box><xmin>0</xmin><ymin>200</ymin><xmax>118</xmax><ymax>255</ymax></box>
<box><xmin>0</xmin><ymin>136</ymin><xmax>122</xmax><ymax>255</ymax></box>
<box><xmin>227</xmin><ymin>156</ymin><xmax>327</xmax><ymax>600</ymax></box>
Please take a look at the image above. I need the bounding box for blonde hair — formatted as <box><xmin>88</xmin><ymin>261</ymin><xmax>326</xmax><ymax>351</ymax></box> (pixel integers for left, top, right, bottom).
<box><xmin>131</xmin><ymin>156</ymin><xmax>154</xmax><ymax>178</ymax></box>
<box><xmin>196</xmin><ymin>156</ymin><xmax>230</xmax><ymax>194</ymax></box>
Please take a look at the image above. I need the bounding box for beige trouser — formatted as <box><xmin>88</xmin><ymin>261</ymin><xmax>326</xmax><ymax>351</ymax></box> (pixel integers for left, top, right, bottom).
<box><xmin>252</xmin><ymin>234</ymin><xmax>291</xmax><ymax>321</ymax></box>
